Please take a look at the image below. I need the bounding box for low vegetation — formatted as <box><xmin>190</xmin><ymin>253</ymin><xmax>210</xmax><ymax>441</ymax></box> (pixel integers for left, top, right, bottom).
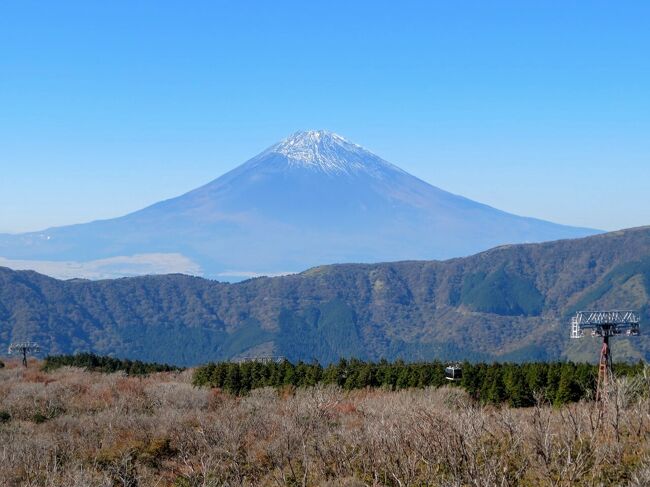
<box><xmin>0</xmin><ymin>358</ymin><xmax>649</xmax><ymax>485</ymax></box>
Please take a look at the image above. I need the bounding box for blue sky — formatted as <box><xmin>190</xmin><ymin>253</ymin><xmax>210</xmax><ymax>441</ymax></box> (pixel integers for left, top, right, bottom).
<box><xmin>1</xmin><ymin>1</ymin><xmax>648</xmax><ymax>233</ymax></box>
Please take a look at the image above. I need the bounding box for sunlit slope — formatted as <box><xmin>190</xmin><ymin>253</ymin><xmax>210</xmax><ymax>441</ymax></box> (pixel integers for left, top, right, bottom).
<box><xmin>0</xmin><ymin>130</ymin><xmax>597</xmax><ymax>279</ymax></box>
<box><xmin>1</xmin><ymin>226</ymin><xmax>648</xmax><ymax>365</ymax></box>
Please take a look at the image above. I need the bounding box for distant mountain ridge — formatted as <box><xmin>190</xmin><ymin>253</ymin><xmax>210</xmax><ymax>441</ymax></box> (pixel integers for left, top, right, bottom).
<box><xmin>0</xmin><ymin>130</ymin><xmax>598</xmax><ymax>280</ymax></box>
<box><xmin>1</xmin><ymin>226</ymin><xmax>648</xmax><ymax>366</ymax></box>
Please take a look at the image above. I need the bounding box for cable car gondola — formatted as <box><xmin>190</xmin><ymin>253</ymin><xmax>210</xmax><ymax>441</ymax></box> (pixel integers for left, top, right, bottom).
<box><xmin>445</xmin><ymin>364</ymin><xmax>462</xmax><ymax>381</ymax></box>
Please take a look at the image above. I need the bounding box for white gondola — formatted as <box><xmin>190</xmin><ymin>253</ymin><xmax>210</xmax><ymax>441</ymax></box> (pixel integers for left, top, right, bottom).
<box><xmin>445</xmin><ymin>364</ymin><xmax>462</xmax><ymax>381</ymax></box>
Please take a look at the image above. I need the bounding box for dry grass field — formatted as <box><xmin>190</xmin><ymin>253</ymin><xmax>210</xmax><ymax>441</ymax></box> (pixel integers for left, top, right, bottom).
<box><xmin>1</xmin><ymin>359</ymin><xmax>650</xmax><ymax>487</ymax></box>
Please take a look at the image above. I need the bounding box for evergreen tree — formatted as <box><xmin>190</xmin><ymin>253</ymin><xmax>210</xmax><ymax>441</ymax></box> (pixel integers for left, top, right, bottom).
<box><xmin>224</xmin><ymin>364</ymin><xmax>242</xmax><ymax>394</ymax></box>
<box><xmin>486</xmin><ymin>365</ymin><xmax>506</xmax><ymax>404</ymax></box>
<box><xmin>190</xmin><ymin>358</ymin><xmax>641</xmax><ymax>408</ymax></box>
<box><xmin>505</xmin><ymin>366</ymin><xmax>532</xmax><ymax>407</ymax></box>
<box><xmin>554</xmin><ymin>364</ymin><xmax>581</xmax><ymax>406</ymax></box>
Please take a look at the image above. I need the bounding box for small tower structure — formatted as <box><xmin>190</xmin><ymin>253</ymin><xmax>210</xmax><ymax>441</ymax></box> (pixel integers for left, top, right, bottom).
<box><xmin>570</xmin><ymin>310</ymin><xmax>640</xmax><ymax>402</ymax></box>
<box><xmin>8</xmin><ymin>342</ymin><xmax>41</xmax><ymax>367</ymax></box>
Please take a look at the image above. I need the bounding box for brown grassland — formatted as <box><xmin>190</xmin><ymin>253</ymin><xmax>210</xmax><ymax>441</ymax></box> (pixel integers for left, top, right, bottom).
<box><xmin>1</xmin><ymin>359</ymin><xmax>650</xmax><ymax>487</ymax></box>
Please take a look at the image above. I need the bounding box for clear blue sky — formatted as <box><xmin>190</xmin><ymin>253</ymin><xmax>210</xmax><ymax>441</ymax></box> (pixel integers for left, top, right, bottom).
<box><xmin>1</xmin><ymin>1</ymin><xmax>648</xmax><ymax>233</ymax></box>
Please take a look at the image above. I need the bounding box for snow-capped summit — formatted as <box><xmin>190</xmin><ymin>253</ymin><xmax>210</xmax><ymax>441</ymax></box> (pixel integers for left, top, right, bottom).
<box><xmin>0</xmin><ymin>130</ymin><xmax>599</xmax><ymax>280</ymax></box>
<box><xmin>262</xmin><ymin>130</ymin><xmax>390</xmax><ymax>175</ymax></box>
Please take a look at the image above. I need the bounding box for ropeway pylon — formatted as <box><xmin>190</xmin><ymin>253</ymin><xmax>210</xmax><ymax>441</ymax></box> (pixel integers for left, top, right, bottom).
<box><xmin>595</xmin><ymin>335</ymin><xmax>611</xmax><ymax>403</ymax></box>
<box><xmin>570</xmin><ymin>310</ymin><xmax>640</xmax><ymax>403</ymax></box>
<box><xmin>8</xmin><ymin>342</ymin><xmax>41</xmax><ymax>367</ymax></box>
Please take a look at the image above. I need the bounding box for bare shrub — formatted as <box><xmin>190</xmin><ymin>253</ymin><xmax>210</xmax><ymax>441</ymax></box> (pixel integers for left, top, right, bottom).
<box><xmin>1</xmin><ymin>364</ymin><xmax>649</xmax><ymax>486</ymax></box>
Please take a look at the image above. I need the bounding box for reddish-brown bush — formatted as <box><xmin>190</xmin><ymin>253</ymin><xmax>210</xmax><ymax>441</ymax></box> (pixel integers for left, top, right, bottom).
<box><xmin>0</xmin><ymin>362</ymin><xmax>649</xmax><ymax>486</ymax></box>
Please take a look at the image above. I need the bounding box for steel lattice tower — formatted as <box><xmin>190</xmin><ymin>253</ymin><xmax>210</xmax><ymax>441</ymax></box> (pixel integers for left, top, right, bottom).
<box><xmin>570</xmin><ymin>310</ymin><xmax>640</xmax><ymax>402</ymax></box>
<box><xmin>8</xmin><ymin>342</ymin><xmax>41</xmax><ymax>367</ymax></box>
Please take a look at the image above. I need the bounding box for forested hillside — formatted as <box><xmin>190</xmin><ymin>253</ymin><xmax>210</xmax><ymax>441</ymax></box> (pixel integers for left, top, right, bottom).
<box><xmin>1</xmin><ymin>227</ymin><xmax>649</xmax><ymax>365</ymax></box>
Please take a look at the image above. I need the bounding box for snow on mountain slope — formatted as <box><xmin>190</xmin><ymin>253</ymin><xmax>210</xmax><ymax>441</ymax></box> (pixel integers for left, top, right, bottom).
<box><xmin>260</xmin><ymin>130</ymin><xmax>404</xmax><ymax>175</ymax></box>
<box><xmin>0</xmin><ymin>130</ymin><xmax>600</xmax><ymax>280</ymax></box>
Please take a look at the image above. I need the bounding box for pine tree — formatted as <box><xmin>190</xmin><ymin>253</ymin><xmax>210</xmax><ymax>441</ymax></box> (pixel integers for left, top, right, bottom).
<box><xmin>224</xmin><ymin>364</ymin><xmax>242</xmax><ymax>394</ymax></box>
<box><xmin>486</xmin><ymin>366</ymin><xmax>506</xmax><ymax>404</ymax></box>
<box><xmin>505</xmin><ymin>366</ymin><xmax>532</xmax><ymax>407</ymax></box>
<box><xmin>554</xmin><ymin>364</ymin><xmax>580</xmax><ymax>406</ymax></box>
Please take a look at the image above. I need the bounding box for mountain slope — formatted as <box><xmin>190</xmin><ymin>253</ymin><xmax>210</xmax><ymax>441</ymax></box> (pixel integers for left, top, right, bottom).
<box><xmin>1</xmin><ymin>227</ymin><xmax>648</xmax><ymax>366</ymax></box>
<box><xmin>0</xmin><ymin>130</ymin><xmax>597</xmax><ymax>280</ymax></box>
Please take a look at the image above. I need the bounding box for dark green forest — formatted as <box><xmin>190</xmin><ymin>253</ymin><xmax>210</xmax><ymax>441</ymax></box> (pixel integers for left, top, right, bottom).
<box><xmin>43</xmin><ymin>353</ymin><xmax>182</xmax><ymax>375</ymax></box>
<box><xmin>193</xmin><ymin>358</ymin><xmax>646</xmax><ymax>407</ymax></box>
<box><xmin>35</xmin><ymin>353</ymin><xmax>649</xmax><ymax>407</ymax></box>
<box><xmin>1</xmin><ymin>227</ymin><xmax>650</xmax><ymax>365</ymax></box>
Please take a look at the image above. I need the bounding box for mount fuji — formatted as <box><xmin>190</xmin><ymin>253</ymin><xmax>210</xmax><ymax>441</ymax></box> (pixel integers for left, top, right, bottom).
<box><xmin>0</xmin><ymin>130</ymin><xmax>598</xmax><ymax>280</ymax></box>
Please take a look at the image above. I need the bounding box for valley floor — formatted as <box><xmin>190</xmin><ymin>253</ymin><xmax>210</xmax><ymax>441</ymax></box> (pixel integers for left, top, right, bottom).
<box><xmin>1</xmin><ymin>361</ymin><xmax>650</xmax><ymax>486</ymax></box>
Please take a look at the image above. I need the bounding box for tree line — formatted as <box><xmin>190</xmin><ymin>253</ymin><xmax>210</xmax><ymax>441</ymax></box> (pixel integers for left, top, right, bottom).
<box><xmin>192</xmin><ymin>358</ymin><xmax>646</xmax><ymax>407</ymax></box>
<box><xmin>35</xmin><ymin>354</ymin><xmax>648</xmax><ymax>407</ymax></box>
<box><xmin>42</xmin><ymin>353</ymin><xmax>182</xmax><ymax>375</ymax></box>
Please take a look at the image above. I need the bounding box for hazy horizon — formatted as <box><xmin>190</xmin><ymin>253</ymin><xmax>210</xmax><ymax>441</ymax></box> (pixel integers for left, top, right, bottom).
<box><xmin>1</xmin><ymin>2</ymin><xmax>649</xmax><ymax>234</ymax></box>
